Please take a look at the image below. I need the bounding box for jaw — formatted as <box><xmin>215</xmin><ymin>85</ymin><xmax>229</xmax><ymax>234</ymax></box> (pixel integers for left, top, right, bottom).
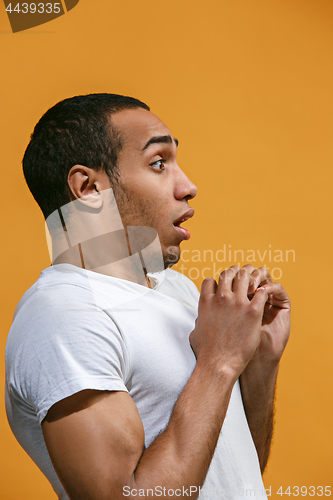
<box><xmin>161</xmin><ymin>244</ymin><xmax>181</xmax><ymax>268</ymax></box>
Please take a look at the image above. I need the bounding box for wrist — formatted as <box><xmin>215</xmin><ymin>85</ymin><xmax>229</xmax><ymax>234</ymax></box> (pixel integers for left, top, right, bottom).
<box><xmin>194</xmin><ymin>357</ymin><xmax>239</xmax><ymax>389</ymax></box>
<box><xmin>240</xmin><ymin>364</ymin><xmax>278</xmax><ymax>410</ymax></box>
<box><xmin>243</xmin><ymin>352</ymin><xmax>280</xmax><ymax>378</ymax></box>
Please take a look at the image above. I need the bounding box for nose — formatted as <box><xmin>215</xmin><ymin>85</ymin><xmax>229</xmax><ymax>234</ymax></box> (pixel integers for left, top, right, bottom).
<box><xmin>174</xmin><ymin>165</ymin><xmax>198</xmax><ymax>201</ymax></box>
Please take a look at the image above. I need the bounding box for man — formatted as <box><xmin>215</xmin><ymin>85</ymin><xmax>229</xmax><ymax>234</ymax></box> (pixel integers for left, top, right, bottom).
<box><xmin>5</xmin><ymin>94</ymin><xmax>290</xmax><ymax>500</ymax></box>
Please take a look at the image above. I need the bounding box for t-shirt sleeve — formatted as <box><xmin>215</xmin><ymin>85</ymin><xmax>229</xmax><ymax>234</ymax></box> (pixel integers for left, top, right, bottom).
<box><xmin>10</xmin><ymin>283</ymin><xmax>129</xmax><ymax>425</ymax></box>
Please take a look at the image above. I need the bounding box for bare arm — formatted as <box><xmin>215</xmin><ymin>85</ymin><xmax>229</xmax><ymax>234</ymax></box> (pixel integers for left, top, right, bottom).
<box><xmin>43</xmin><ymin>365</ymin><xmax>234</xmax><ymax>500</ymax></box>
<box><xmin>239</xmin><ymin>358</ymin><xmax>278</xmax><ymax>472</ymax></box>
<box><xmin>239</xmin><ymin>267</ymin><xmax>291</xmax><ymax>472</ymax></box>
<box><xmin>42</xmin><ymin>268</ymin><xmax>270</xmax><ymax>500</ymax></box>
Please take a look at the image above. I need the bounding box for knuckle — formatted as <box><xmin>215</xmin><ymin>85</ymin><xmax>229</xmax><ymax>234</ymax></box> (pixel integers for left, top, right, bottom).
<box><xmin>219</xmin><ymin>273</ymin><xmax>232</xmax><ymax>286</ymax></box>
<box><xmin>216</xmin><ymin>292</ymin><xmax>225</xmax><ymax>304</ymax></box>
<box><xmin>229</xmin><ymin>265</ymin><xmax>240</xmax><ymax>273</ymax></box>
<box><xmin>258</xmin><ymin>266</ymin><xmax>267</xmax><ymax>271</ymax></box>
<box><xmin>201</xmin><ymin>277</ymin><xmax>215</xmax><ymax>291</ymax></box>
<box><xmin>258</xmin><ymin>266</ymin><xmax>270</xmax><ymax>278</ymax></box>
<box><xmin>204</xmin><ymin>278</ymin><xmax>214</xmax><ymax>289</ymax></box>
<box><xmin>242</xmin><ymin>264</ymin><xmax>255</xmax><ymax>272</ymax></box>
<box><xmin>237</xmin><ymin>268</ymin><xmax>249</xmax><ymax>279</ymax></box>
<box><xmin>248</xmin><ymin>308</ymin><xmax>259</xmax><ymax>320</ymax></box>
<box><xmin>248</xmin><ymin>301</ymin><xmax>262</xmax><ymax>316</ymax></box>
<box><xmin>203</xmin><ymin>277</ymin><xmax>214</xmax><ymax>283</ymax></box>
<box><xmin>234</xmin><ymin>295</ymin><xmax>247</xmax><ymax>308</ymax></box>
<box><xmin>216</xmin><ymin>291</ymin><xmax>231</xmax><ymax>303</ymax></box>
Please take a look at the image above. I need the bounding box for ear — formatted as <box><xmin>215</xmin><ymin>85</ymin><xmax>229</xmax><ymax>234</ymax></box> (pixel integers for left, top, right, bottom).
<box><xmin>67</xmin><ymin>165</ymin><xmax>111</xmax><ymax>209</ymax></box>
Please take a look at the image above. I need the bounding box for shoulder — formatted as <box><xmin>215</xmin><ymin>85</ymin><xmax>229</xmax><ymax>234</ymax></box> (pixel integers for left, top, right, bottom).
<box><xmin>6</xmin><ymin>265</ymin><xmax>123</xmax><ymax>356</ymax></box>
<box><xmin>12</xmin><ymin>266</ymin><xmax>100</xmax><ymax>325</ymax></box>
<box><xmin>6</xmin><ymin>266</ymin><xmax>129</xmax><ymax>422</ymax></box>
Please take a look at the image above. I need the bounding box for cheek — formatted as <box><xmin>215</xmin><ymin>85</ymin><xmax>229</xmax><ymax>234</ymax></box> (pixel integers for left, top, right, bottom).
<box><xmin>123</xmin><ymin>193</ymin><xmax>161</xmax><ymax>226</ymax></box>
<box><xmin>140</xmin><ymin>199</ymin><xmax>164</xmax><ymax>225</ymax></box>
<box><xmin>114</xmin><ymin>175</ymin><xmax>170</xmax><ymax>227</ymax></box>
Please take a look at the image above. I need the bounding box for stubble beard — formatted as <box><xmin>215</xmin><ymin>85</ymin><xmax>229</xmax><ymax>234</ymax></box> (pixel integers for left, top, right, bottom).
<box><xmin>111</xmin><ymin>180</ymin><xmax>181</xmax><ymax>271</ymax></box>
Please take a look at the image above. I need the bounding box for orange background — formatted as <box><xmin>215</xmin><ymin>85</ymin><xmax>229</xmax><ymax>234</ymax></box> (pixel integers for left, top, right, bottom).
<box><xmin>1</xmin><ymin>0</ymin><xmax>332</xmax><ymax>498</ymax></box>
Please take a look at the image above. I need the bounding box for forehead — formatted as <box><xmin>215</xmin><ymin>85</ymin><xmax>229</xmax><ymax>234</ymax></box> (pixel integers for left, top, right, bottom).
<box><xmin>111</xmin><ymin>108</ymin><xmax>173</xmax><ymax>151</ymax></box>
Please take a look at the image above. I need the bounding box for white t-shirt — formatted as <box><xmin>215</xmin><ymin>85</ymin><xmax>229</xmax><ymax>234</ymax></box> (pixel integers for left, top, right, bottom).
<box><xmin>5</xmin><ymin>264</ymin><xmax>267</xmax><ymax>500</ymax></box>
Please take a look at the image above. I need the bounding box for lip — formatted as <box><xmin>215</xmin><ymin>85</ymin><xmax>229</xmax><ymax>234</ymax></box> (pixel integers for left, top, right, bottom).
<box><xmin>173</xmin><ymin>208</ymin><xmax>195</xmax><ymax>226</ymax></box>
<box><xmin>173</xmin><ymin>208</ymin><xmax>195</xmax><ymax>240</ymax></box>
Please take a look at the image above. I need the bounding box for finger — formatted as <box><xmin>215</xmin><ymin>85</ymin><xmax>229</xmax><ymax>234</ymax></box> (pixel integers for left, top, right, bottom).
<box><xmin>200</xmin><ymin>277</ymin><xmax>218</xmax><ymax>297</ymax></box>
<box><xmin>239</xmin><ymin>265</ymin><xmax>256</xmax><ymax>291</ymax></box>
<box><xmin>248</xmin><ymin>267</ymin><xmax>272</xmax><ymax>293</ymax></box>
<box><xmin>241</xmin><ymin>264</ymin><xmax>256</xmax><ymax>275</ymax></box>
<box><xmin>218</xmin><ymin>266</ymin><xmax>239</xmax><ymax>294</ymax></box>
<box><xmin>260</xmin><ymin>282</ymin><xmax>291</xmax><ymax>309</ymax></box>
<box><xmin>257</xmin><ymin>267</ymin><xmax>273</xmax><ymax>286</ymax></box>
<box><xmin>232</xmin><ymin>267</ymin><xmax>253</xmax><ymax>296</ymax></box>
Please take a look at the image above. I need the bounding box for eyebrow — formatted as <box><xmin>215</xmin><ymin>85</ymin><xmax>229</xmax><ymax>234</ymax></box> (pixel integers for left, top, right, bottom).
<box><xmin>142</xmin><ymin>135</ymin><xmax>179</xmax><ymax>151</ymax></box>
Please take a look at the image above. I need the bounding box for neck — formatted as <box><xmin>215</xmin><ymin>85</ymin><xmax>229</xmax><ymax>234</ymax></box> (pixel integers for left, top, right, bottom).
<box><xmin>51</xmin><ymin>230</ymin><xmax>154</xmax><ymax>288</ymax></box>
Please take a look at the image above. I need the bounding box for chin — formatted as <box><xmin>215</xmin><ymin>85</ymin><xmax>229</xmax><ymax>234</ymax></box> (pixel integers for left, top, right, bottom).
<box><xmin>163</xmin><ymin>245</ymin><xmax>181</xmax><ymax>269</ymax></box>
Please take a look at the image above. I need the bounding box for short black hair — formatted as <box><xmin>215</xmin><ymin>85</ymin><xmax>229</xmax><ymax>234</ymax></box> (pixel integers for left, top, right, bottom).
<box><xmin>22</xmin><ymin>93</ymin><xmax>150</xmax><ymax>219</ymax></box>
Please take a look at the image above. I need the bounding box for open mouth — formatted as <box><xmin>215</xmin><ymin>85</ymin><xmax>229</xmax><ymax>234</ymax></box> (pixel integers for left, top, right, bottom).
<box><xmin>173</xmin><ymin>209</ymin><xmax>194</xmax><ymax>240</ymax></box>
<box><xmin>173</xmin><ymin>215</ymin><xmax>190</xmax><ymax>228</ymax></box>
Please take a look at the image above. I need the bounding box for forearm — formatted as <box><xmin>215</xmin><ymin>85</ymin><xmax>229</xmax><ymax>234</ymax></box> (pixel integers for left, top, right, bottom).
<box><xmin>239</xmin><ymin>361</ymin><xmax>279</xmax><ymax>473</ymax></box>
<box><xmin>131</xmin><ymin>362</ymin><xmax>237</xmax><ymax>498</ymax></box>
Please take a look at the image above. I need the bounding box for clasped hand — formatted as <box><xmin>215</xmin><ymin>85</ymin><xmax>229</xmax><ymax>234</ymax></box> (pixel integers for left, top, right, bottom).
<box><xmin>190</xmin><ymin>265</ymin><xmax>291</xmax><ymax>379</ymax></box>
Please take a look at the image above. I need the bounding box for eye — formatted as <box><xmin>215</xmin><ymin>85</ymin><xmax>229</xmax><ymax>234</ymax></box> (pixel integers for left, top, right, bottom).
<box><xmin>150</xmin><ymin>159</ymin><xmax>165</xmax><ymax>170</ymax></box>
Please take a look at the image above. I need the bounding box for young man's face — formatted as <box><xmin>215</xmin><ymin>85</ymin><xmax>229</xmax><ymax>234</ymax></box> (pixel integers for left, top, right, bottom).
<box><xmin>110</xmin><ymin>107</ymin><xmax>197</xmax><ymax>268</ymax></box>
